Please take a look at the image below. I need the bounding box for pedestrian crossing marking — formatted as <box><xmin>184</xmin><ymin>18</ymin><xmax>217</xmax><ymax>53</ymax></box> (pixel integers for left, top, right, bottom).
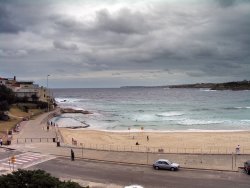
<box><xmin>0</xmin><ymin>152</ymin><xmax>56</xmax><ymax>170</ymax></box>
<box><xmin>24</xmin><ymin>156</ymin><xmax>39</xmax><ymax>160</ymax></box>
<box><xmin>2</xmin><ymin>163</ymin><xmax>10</xmax><ymax>166</ymax></box>
<box><xmin>15</xmin><ymin>159</ymin><xmax>29</xmax><ymax>162</ymax></box>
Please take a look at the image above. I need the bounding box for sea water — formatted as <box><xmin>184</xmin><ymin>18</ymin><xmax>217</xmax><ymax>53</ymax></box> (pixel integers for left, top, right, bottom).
<box><xmin>51</xmin><ymin>88</ymin><xmax>250</xmax><ymax>131</ymax></box>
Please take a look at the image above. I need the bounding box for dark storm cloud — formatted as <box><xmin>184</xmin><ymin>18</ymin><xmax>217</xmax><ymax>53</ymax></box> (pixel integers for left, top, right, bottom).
<box><xmin>95</xmin><ymin>8</ymin><xmax>150</xmax><ymax>34</ymax></box>
<box><xmin>0</xmin><ymin>4</ymin><xmax>23</xmax><ymax>33</ymax></box>
<box><xmin>1</xmin><ymin>0</ymin><xmax>250</xmax><ymax>87</ymax></box>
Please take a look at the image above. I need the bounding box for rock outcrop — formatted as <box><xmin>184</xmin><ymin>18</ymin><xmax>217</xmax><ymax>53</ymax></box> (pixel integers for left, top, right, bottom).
<box><xmin>60</xmin><ymin>108</ymin><xmax>92</xmax><ymax>114</ymax></box>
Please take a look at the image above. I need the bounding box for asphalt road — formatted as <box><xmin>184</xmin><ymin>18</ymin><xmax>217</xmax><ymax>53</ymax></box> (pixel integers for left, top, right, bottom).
<box><xmin>28</xmin><ymin>157</ymin><xmax>250</xmax><ymax>188</ymax></box>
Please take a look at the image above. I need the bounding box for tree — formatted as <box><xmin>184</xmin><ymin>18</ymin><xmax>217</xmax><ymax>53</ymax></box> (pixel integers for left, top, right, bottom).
<box><xmin>0</xmin><ymin>85</ymin><xmax>16</xmax><ymax>105</ymax></box>
<box><xmin>0</xmin><ymin>169</ymin><xmax>87</xmax><ymax>188</ymax></box>
<box><xmin>0</xmin><ymin>100</ymin><xmax>10</xmax><ymax>111</ymax></box>
<box><xmin>31</xmin><ymin>94</ymin><xmax>39</xmax><ymax>102</ymax></box>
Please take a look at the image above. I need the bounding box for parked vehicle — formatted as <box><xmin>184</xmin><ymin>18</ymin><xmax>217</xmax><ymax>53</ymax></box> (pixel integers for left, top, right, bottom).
<box><xmin>124</xmin><ymin>185</ymin><xmax>143</xmax><ymax>188</ymax></box>
<box><xmin>153</xmin><ymin>159</ymin><xmax>180</xmax><ymax>171</ymax></box>
<box><xmin>244</xmin><ymin>160</ymin><xmax>250</xmax><ymax>174</ymax></box>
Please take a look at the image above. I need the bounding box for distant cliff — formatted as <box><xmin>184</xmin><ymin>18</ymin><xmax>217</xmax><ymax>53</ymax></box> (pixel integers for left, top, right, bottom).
<box><xmin>169</xmin><ymin>80</ymin><xmax>250</xmax><ymax>90</ymax></box>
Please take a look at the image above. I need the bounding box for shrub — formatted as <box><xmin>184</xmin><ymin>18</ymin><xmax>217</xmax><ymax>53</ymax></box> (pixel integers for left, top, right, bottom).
<box><xmin>0</xmin><ymin>85</ymin><xmax>16</xmax><ymax>105</ymax></box>
<box><xmin>0</xmin><ymin>169</ymin><xmax>87</xmax><ymax>188</ymax></box>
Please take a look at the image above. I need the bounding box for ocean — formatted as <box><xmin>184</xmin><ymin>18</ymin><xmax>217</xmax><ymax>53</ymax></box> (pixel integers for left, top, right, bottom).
<box><xmin>51</xmin><ymin>88</ymin><xmax>250</xmax><ymax>131</ymax></box>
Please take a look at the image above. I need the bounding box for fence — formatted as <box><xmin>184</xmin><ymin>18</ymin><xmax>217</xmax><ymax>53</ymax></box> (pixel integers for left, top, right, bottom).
<box><xmin>55</xmin><ymin>144</ymin><xmax>250</xmax><ymax>171</ymax></box>
<box><xmin>67</xmin><ymin>141</ymin><xmax>250</xmax><ymax>155</ymax></box>
<box><xmin>13</xmin><ymin>137</ymin><xmax>56</xmax><ymax>144</ymax></box>
<box><xmin>11</xmin><ymin>135</ymin><xmax>250</xmax><ymax>155</ymax></box>
<box><xmin>9</xmin><ymin>137</ymin><xmax>250</xmax><ymax>171</ymax></box>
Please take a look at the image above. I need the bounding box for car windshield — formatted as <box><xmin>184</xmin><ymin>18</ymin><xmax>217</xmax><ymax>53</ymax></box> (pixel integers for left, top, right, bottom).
<box><xmin>158</xmin><ymin>160</ymin><xmax>172</xmax><ymax>164</ymax></box>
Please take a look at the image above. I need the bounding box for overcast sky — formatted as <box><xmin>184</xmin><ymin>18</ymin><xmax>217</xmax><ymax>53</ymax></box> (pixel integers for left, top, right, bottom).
<box><xmin>0</xmin><ymin>0</ymin><xmax>250</xmax><ymax>88</ymax></box>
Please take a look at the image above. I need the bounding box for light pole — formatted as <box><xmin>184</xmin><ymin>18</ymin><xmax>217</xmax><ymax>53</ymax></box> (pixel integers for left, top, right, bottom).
<box><xmin>47</xmin><ymin>75</ymin><xmax>50</xmax><ymax>112</ymax></box>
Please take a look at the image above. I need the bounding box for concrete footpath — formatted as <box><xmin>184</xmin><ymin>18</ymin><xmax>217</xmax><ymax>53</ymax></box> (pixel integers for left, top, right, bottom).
<box><xmin>3</xmin><ymin>110</ymin><xmax>250</xmax><ymax>172</ymax></box>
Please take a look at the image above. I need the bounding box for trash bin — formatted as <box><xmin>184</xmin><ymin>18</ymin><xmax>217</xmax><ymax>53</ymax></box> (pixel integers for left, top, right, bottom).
<box><xmin>57</xmin><ymin>141</ymin><xmax>60</xmax><ymax>147</ymax></box>
<box><xmin>53</xmin><ymin>138</ymin><xmax>56</xmax><ymax>142</ymax></box>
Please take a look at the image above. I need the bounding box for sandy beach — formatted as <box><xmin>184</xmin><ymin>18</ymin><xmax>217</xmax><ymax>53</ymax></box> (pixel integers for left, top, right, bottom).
<box><xmin>59</xmin><ymin>128</ymin><xmax>250</xmax><ymax>153</ymax></box>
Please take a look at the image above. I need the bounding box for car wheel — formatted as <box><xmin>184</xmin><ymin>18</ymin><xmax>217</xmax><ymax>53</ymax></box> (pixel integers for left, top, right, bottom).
<box><xmin>155</xmin><ymin>166</ymin><xmax>159</xmax><ymax>170</ymax></box>
<box><xmin>170</xmin><ymin>167</ymin><xmax>175</xmax><ymax>171</ymax></box>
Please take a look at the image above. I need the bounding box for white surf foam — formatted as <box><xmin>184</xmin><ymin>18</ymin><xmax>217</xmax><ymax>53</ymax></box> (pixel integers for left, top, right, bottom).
<box><xmin>177</xmin><ymin>119</ymin><xmax>224</xmax><ymax>125</ymax></box>
<box><xmin>156</xmin><ymin>112</ymin><xmax>185</xmax><ymax>117</ymax></box>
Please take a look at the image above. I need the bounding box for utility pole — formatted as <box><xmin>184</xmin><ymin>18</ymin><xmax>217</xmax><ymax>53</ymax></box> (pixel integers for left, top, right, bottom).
<box><xmin>47</xmin><ymin>74</ymin><xmax>50</xmax><ymax>112</ymax></box>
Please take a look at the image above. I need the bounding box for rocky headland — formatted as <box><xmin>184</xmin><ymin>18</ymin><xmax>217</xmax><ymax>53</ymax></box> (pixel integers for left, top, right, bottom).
<box><xmin>169</xmin><ymin>80</ymin><xmax>250</xmax><ymax>90</ymax></box>
<box><xmin>121</xmin><ymin>80</ymin><xmax>250</xmax><ymax>90</ymax></box>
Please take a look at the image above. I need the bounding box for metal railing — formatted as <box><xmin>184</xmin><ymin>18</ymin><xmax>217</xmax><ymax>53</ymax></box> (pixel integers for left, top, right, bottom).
<box><xmin>64</xmin><ymin>141</ymin><xmax>250</xmax><ymax>155</ymax></box>
<box><xmin>13</xmin><ymin>137</ymin><xmax>56</xmax><ymax>144</ymax></box>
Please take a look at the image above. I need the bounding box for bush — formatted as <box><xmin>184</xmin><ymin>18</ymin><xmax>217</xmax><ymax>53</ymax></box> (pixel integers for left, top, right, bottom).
<box><xmin>0</xmin><ymin>100</ymin><xmax>10</xmax><ymax>111</ymax></box>
<box><xmin>36</xmin><ymin>101</ymin><xmax>49</xmax><ymax>109</ymax></box>
<box><xmin>0</xmin><ymin>169</ymin><xmax>87</xmax><ymax>188</ymax></box>
<box><xmin>0</xmin><ymin>85</ymin><xmax>16</xmax><ymax>105</ymax></box>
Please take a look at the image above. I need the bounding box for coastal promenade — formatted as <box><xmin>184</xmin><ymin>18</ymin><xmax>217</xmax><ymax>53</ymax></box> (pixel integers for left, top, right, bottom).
<box><xmin>2</xmin><ymin>109</ymin><xmax>250</xmax><ymax>172</ymax></box>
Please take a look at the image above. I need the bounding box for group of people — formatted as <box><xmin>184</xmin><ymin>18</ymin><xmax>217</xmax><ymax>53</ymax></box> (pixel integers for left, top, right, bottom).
<box><xmin>46</xmin><ymin>121</ymin><xmax>58</xmax><ymax>132</ymax></box>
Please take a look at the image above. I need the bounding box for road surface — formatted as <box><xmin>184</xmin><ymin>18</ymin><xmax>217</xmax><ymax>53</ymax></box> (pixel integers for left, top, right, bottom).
<box><xmin>28</xmin><ymin>157</ymin><xmax>250</xmax><ymax>188</ymax></box>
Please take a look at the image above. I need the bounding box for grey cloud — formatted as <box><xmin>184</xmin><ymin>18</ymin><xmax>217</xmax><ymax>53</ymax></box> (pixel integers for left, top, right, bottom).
<box><xmin>215</xmin><ymin>0</ymin><xmax>236</xmax><ymax>7</ymax></box>
<box><xmin>53</xmin><ymin>40</ymin><xmax>78</xmax><ymax>51</ymax></box>
<box><xmin>52</xmin><ymin>8</ymin><xmax>152</xmax><ymax>46</ymax></box>
<box><xmin>1</xmin><ymin>1</ymin><xmax>250</xmax><ymax>88</ymax></box>
<box><xmin>112</xmin><ymin>72</ymin><xmax>121</xmax><ymax>76</ymax></box>
<box><xmin>0</xmin><ymin>49</ymin><xmax>27</xmax><ymax>57</ymax></box>
<box><xmin>95</xmin><ymin>8</ymin><xmax>150</xmax><ymax>34</ymax></box>
<box><xmin>0</xmin><ymin>5</ymin><xmax>23</xmax><ymax>33</ymax></box>
<box><xmin>186</xmin><ymin>71</ymin><xmax>205</xmax><ymax>78</ymax></box>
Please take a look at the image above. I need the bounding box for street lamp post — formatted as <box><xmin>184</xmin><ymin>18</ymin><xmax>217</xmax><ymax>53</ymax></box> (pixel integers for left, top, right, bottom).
<box><xmin>47</xmin><ymin>75</ymin><xmax>50</xmax><ymax>112</ymax></box>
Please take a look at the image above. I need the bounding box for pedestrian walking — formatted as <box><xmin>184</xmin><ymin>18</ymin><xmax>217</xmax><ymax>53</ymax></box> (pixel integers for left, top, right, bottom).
<box><xmin>71</xmin><ymin>149</ymin><xmax>75</xmax><ymax>161</ymax></box>
<box><xmin>47</xmin><ymin>125</ymin><xmax>49</xmax><ymax>132</ymax></box>
<box><xmin>236</xmin><ymin>144</ymin><xmax>240</xmax><ymax>154</ymax></box>
<box><xmin>0</xmin><ymin>138</ymin><xmax>2</xmax><ymax>146</ymax></box>
<box><xmin>147</xmin><ymin>135</ymin><xmax>149</xmax><ymax>141</ymax></box>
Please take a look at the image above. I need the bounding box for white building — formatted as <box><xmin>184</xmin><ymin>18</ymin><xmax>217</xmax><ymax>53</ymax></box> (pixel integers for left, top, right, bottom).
<box><xmin>0</xmin><ymin>76</ymin><xmax>51</xmax><ymax>103</ymax></box>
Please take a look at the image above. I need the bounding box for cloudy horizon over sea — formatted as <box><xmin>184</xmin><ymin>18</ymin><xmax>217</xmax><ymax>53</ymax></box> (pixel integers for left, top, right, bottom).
<box><xmin>51</xmin><ymin>88</ymin><xmax>250</xmax><ymax>131</ymax></box>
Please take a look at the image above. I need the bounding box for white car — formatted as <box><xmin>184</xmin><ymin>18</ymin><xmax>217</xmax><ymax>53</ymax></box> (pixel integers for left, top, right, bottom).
<box><xmin>124</xmin><ymin>185</ymin><xmax>144</xmax><ymax>188</ymax></box>
<box><xmin>153</xmin><ymin>159</ymin><xmax>180</xmax><ymax>171</ymax></box>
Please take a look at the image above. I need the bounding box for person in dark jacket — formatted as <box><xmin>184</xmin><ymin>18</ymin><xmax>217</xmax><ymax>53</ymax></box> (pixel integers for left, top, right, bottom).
<box><xmin>71</xmin><ymin>149</ymin><xmax>75</xmax><ymax>161</ymax></box>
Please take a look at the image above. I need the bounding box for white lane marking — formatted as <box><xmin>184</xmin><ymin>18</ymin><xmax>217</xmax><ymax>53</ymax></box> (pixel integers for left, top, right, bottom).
<box><xmin>0</xmin><ymin>152</ymin><xmax>57</xmax><ymax>170</ymax></box>
<box><xmin>22</xmin><ymin>156</ymin><xmax>40</xmax><ymax>159</ymax></box>
<box><xmin>2</xmin><ymin>163</ymin><xmax>11</xmax><ymax>166</ymax></box>
<box><xmin>15</xmin><ymin>159</ymin><xmax>29</xmax><ymax>163</ymax></box>
<box><xmin>28</xmin><ymin>154</ymin><xmax>46</xmax><ymax>157</ymax></box>
<box><xmin>10</xmin><ymin>162</ymin><xmax>23</xmax><ymax>165</ymax></box>
<box><xmin>20</xmin><ymin>158</ymin><xmax>34</xmax><ymax>161</ymax></box>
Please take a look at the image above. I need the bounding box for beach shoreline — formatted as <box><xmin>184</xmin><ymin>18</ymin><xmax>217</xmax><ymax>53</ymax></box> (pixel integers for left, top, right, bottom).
<box><xmin>49</xmin><ymin>107</ymin><xmax>250</xmax><ymax>153</ymax></box>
